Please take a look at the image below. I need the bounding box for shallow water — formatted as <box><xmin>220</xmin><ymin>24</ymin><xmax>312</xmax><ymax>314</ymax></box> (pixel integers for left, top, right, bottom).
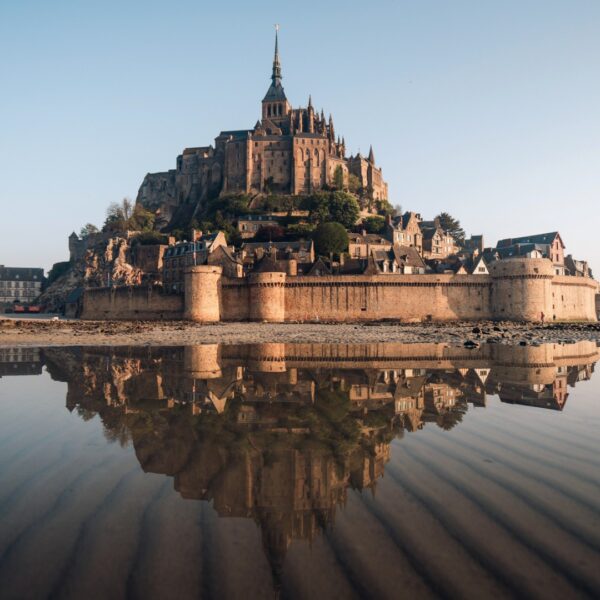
<box><xmin>0</xmin><ymin>342</ymin><xmax>599</xmax><ymax>599</ymax></box>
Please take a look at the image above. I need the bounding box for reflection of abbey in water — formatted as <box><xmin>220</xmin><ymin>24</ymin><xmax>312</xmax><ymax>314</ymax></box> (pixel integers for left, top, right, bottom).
<box><xmin>42</xmin><ymin>341</ymin><xmax>599</xmax><ymax>578</ymax></box>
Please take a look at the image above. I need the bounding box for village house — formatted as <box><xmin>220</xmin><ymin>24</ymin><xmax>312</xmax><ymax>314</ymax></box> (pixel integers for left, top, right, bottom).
<box><xmin>564</xmin><ymin>255</ymin><xmax>592</xmax><ymax>278</ymax></box>
<box><xmin>384</xmin><ymin>212</ymin><xmax>423</xmax><ymax>253</ymax></box>
<box><xmin>463</xmin><ymin>235</ymin><xmax>484</xmax><ymax>254</ymax></box>
<box><xmin>497</xmin><ymin>232</ymin><xmax>565</xmax><ymax>275</ymax></box>
<box><xmin>0</xmin><ymin>266</ymin><xmax>44</xmax><ymax>306</ymax></box>
<box><xmin>236</xmin><ymin>215</ymin><xmax>282</xmax><ymax>239</ymax></box>
<box><xmin>240</xmin><ymin>240</ymin><xmax>314</xmax><ymax>275</ymax></box>
<box><xmin>420</xmin><ymin>220</ymin><xmax>459</xmax><ymax>260</ymax></box>
<box><xmin>391</xmin><ymin>246</ymin><xmax>427</xmax><ymax>274</ymax></box>
<box><xmin>162</xmin><ymin>230</ymin><xmax>228</xmax><ymax>292</ymax></box>
<box><xmin>347</xmin><ymin>232</ymin><xmax>392</xmax><ymax>258</ymax></box>
<box><xmin>367</xmin><ymin>245</ymin><xmax>426</xmax><ymax>275</ymax></box>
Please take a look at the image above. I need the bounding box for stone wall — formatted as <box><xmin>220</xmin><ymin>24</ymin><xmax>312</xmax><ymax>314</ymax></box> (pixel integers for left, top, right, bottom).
<box><xmin>551</xmin><ymin>276</ymin><xmax>598</xmax><ymax>321</ymax></box>
<box><xmin>81</xmin><ymin>287</ymin><xmax>183</xmax><ymax>320</ymax></box>
<box><xmin>283</xmin><ymin>274</ymin><xmax>493</xmax><ymax>322</ymax></box>
<box><xmin>81</xmin><ymin>258</ymin><xmax>598</xmax><ymax>323</ymax></box>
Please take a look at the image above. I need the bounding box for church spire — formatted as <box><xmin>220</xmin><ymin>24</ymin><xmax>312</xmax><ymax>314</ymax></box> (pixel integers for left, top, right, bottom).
<box><xmin>262</xmin><ymin>25</ymin><xmax>287</xmax><ymax>105</ymax></box>
<box><xmin>272</xmin><ymin>25</ymin><xmax>282</xmax><ymax>84</ymax></box>
<box><xmin>368</xmin><ymin>145</ymin><xmax>375</xmax><ymax>164</ymax></box>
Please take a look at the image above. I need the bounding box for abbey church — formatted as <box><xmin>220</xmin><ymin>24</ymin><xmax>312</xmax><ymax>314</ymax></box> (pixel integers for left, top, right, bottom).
<box><xmin>137</xmin><ymin>31</ymin><xmax>388</xmax><ymax>222</ymax></box>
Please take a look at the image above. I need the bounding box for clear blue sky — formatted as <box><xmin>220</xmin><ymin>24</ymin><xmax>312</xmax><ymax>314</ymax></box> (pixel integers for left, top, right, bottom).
<box><xmin>1</xmin><ymin>0</ymin><xmax>599</xmax><ymax>274</ymax></box>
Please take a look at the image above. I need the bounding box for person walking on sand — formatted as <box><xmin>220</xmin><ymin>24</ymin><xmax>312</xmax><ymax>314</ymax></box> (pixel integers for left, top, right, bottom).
<box><xmin>541</xmin><ymin>311</ymin><xmax>545</xmax><ymax>325</ymax></box>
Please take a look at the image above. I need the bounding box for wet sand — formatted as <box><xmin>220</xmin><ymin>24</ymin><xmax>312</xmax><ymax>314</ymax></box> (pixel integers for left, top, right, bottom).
<box><xmin>1</xmin><ymin>317</ymin><xmax>599</xmax><ymax>347</ymax></box>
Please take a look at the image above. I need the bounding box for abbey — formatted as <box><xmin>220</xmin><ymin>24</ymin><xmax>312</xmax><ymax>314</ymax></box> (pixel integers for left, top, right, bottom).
<box><xmin>137</xmin><ymin>31</ymin><xmax>388</xmax><ymax>221</ymax></box>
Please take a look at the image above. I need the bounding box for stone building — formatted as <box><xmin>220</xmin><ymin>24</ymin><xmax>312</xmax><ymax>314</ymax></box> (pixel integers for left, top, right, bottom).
<box><xmin>384</xmin><ymin>212</ymin><xmax>424</xmax><ymax>253</ymax></box>
<box><xmin>347</xmin><ymin>232</ymin><xmax>392</xmax><ymax>258</ymax></box>
<box><xmin>162</xmin><ymin>231</ymin><xmax>228</xmax><ymax>292</ymax></box>
<box><xmin>0</xmin><ymin>266</ymin><xmax>44</xmax><ymax>305</ymax></box>
<box><xmin>420</xmin><ymin>219</ymin><xmax>459</xmax><ymax>259</ymax></box>
<box><xmin>497</xmin><ymin>232</ymin><xmax>565</xmax><ymax>275</ymax></box>
<box><xmin>137</xmin><ymin>31</ymin><xmax>388</xmax><ymax>224</ymax></box>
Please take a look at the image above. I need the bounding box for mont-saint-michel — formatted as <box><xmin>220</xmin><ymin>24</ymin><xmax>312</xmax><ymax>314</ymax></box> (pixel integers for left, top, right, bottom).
<box><xmin>2</xmin><ymin>8</ymin><xmax>600</xmax><ymax>600</ymax></box>
<box><xmin>12</xmin><ymin>29</ymin><xmax>592</xmax><ymax>328</ymax></box>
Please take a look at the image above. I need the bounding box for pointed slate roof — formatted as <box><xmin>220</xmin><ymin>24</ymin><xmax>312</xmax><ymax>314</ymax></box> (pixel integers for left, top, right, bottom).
<box><xmin>253</xmin><ymin>256</ymin><xmax>286</xmax><ymax>273</ymax></box>
<box><xmin>262</xmin><ymin>28</ymin><xmax>287</xmax><ymax>102</ymax></box>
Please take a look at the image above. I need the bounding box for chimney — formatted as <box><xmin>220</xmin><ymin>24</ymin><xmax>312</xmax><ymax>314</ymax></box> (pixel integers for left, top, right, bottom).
<box><xmin>168</xmin><ymin>236</ymin><xmax>176</xmax><ymax>246</ymax></box>
<box><xmin>287</xmin><ymin>259</ymin><xmax>297</xmax><ymax>276</ymax></box>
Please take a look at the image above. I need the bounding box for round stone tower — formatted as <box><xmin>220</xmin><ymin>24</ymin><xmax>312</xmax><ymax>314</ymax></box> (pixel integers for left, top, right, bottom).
<box><xmin>184</xmin><ymin>265</ymin><xmax>222</xmax><ymax>322</ymax></box>
<box><xmin>489</xmin><ymin>258</ymin><xmax>554</xmax><ymax>321</ymax></box>
<box><xmin>248</xmin><ymin>257</ymin><xmax>286</xmax><ymax>322</ymax></box>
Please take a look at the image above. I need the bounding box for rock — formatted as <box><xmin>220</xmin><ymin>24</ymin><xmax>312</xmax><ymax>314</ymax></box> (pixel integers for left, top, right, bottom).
<box><xmin>472</xmin><ymin>327</ymin><xmax>481</xmax><ymax>334</ymax></box>
<box><xmin>464</xmin><ymin>340</ymin><xmax>479</xmax><ymax>349</ymax></box>
<box><xmin>519</xmin><ymin>340</ymin><xmax>528</xmax><ymax>346</ymax></box>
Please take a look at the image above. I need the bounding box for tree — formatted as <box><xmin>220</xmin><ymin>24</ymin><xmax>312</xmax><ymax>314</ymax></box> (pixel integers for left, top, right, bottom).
<box><xmin>313</xmin><ymin>222</ymin><xmax>349</xmax><ymax>257</ymax></box>
<box><xmin>348</xmin><ymin>174</ymin><xmax>362</xmax><ymax>194</ymax></box>
<box><xmin>129</xmin><ymin>204</ymin><xmax>155</xmax><ymax>232</ymax></box>
<box><xmin>329</xmin><ymin>191</ymin><xmax>360</xmax><ymax>228</ymax></box>
<box><xmin>103</xmin><ymin>198</ymin><xmax>134</xmax><ymax>233</ymax></box>
<box><xmin>436</xmin><ymin>212</ymin><xmax>465</xmax><ymax>244</ymax></box>
<box><xmin>302</xmin><ymin>191</ymin><xmax>360</xmax><ymax>228</ymax></box>
<box><xmin>285</xmin><ymin>222</ymin><xmax>316</xmax><ymax>239</ymax></box>
<box><xmin>132</xmin><ymin>231</ymin><xmax>167</xmax><ymax>245</ymax></box>
<box><xmin>362</xmin><ymin>216</ymin><xmax>385</xmax><ymax>234</ymax></box>
<box><xmin>333</xmin><ymin>165</ymin><xmax>344</xmax><ymax>190</ymax></box>
<box><xmin>79</xmin><ymin>223</ymin><xmax>99</xmax><ymax>238</ymax></box>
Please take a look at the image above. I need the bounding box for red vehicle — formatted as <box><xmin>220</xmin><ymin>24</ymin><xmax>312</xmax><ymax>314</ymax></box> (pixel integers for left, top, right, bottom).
<box><xmin>13</xmin><ymin>305</ymin><xmax>26</xmax><ymax>313</ymax></box>
<box><xmin>27</xmin><ymin>305</ymin><xmax>41</xmax><ymax>313</ymax></box>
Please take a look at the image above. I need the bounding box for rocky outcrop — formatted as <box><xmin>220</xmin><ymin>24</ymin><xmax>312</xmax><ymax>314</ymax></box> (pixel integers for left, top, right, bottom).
<box><xmin>136</xmin><ymin>171</ymin><xmax>179</xmax><ymax>227</ymax></box>
<box><xmin>38</xmin><ymin>236</ymin><xmax>144</xmax><ymax>312</ymax></box>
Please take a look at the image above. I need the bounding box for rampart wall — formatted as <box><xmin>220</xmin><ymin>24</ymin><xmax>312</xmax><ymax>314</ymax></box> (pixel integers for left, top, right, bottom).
<box><xmin>81</xmin><ymin>258</ymin><xmax>598</xmax><ymax>323</ymax></box>
<box><xmin>283</xmin><ymin>274</ymin><xmax>493</xmax><ymax>321</ymax></box>
<box><xmin>81</xmin><ymin>286</ymin><xmax>183</xmax><ymax>320</ymax></box>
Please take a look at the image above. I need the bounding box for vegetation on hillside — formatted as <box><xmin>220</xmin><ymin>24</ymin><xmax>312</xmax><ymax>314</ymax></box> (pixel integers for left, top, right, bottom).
<box><xmin>313</xmin><ymin>222</ymin><xmax>349</xmax><ymax>257</ymax></box>
<box><xmin>361</xmin><ymin>215</ymin><xmax>386</xmax><ymax>234</ymax></box>
<box><xmin>103</xmin><ymin>198</ymin><xmax>156</xmax><ymax>234</ymax></box>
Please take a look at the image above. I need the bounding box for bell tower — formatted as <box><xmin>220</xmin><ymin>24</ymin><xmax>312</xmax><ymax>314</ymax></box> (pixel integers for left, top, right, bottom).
<box><xmin>262</xmin><ymin>25</ymin><xmax>291</xmax><ymax>124</ymax></box>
